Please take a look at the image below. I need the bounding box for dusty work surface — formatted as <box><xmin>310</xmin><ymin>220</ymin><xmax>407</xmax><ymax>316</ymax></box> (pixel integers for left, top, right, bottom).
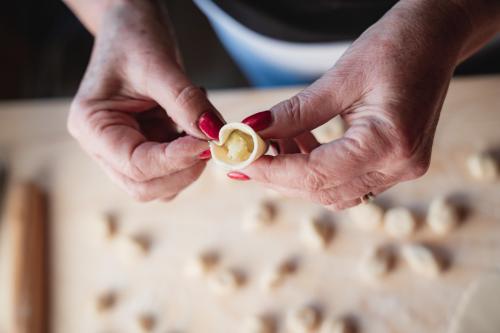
<box><xmin>0</xmin><ymin>76</ymin><xmax>500</xmax><ymax>333</ymax></box>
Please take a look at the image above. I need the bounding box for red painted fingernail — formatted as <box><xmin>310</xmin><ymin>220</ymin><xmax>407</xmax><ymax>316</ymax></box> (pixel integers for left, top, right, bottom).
<box><xmin>242</xmin><ymin>110</ymin><xmax>272</xmax><ymax>132</ymax></box>
<box><xmin>198</xmin><ymin>149</ymin><xmax>211</xmax><ymax>160</ymax></box>
<box><xmin>198</xmin><ymin>111</ymin><xmax>224</xmax><ymax>140</ymax></box>
<box><xmin>227</xmin><ymin>171</ymin><xmax>250</xmax><ymax>181</ymax></box>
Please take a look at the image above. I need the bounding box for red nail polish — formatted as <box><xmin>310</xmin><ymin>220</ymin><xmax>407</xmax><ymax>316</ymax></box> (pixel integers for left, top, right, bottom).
<box><xmin>198</xmin><ymin>149</ymin><xmax>211</xmax><ymax>160</ymax></box>
<box><xmin>227</xmin><ymin>171</ymin><xmax>250</xmax><ymax>181</ymax></box>
<box><xmin>198</xmin><ymin>111</ymin><xmax>224</xmax><ymax>140</ymax></box>
<box><xmin>242</xmin><ymin>110</ymin><xmax>272</xmax><ymax>132</ymax></box>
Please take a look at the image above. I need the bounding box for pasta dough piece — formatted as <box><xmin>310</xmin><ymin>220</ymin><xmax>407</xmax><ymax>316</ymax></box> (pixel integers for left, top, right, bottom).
<box><xmin>185</xmin><ymin>250</ymin><xmax>219</xmax><ymax>277</ymax></box>
<box><xmin>137</xmin><ymin>313</ymin><xmax>156</xmax><ymax>332</ymax></box>
<box><xmin>210</xmin><ymin>267</ymin><xmax>246</xmax><ymax>294</ymax></box>
<box><xmin>402</xmin><ymin>243</ymin><xmax>441</xmax><ymax>278</ymax></box>
<box><xmin>384</xmin><ymin>208</ymin><xmax>416</xmax><ymax>238</ymax></box>
<box><xmin>348</xmin><ymin>202</ymin><xmax>384</xmax><ymax>231</ymax></box>
<box><xmin>261</xmin><ymin>257</ymin><xmax>298</xmax><ymax>290</ymax></box>
<box><xmin>210</xmin><ymin>123</ymin><xmax>267</xmax><ymax>170</ymax></box>
<box><xmin>242</xmin><ymin>315</ymin><xmax>276</xmax><ymax>333</ymax></box>
<box><xmin>427</xmin><ymin>197</ymin><xmax>459</xmax><ymax>235</ymax></box>
<box><xmin>301</xmin><ymin>216</ymin><xmax>334</xmax><ymax>250</ymax></box>
<box><xmin>466</xmin><ymin>152</ymin><xmax>498</xmax><ymax>182</ymax></box>
<box><xmin>320</xmin><ymin>317</ymin><xmax>354</xmax><ymax>333</ymax></box>
<box><xmin>95</xmin><ymin>290</ymin><xmax>117</xmax><ymax>313</ymax></box>
<box><xmin>359</xmin><ymin>245</ymin><xmax>392</xmax><ymax>280</ymax></box>
<box><xmin>242</xmin><ymin>200</ymin><xmax>277</xmax><ymax>231</ymax></box>
<box><xmin>287</xmin><ymin>305</ymin><xmax>322</xmax><ymax>333</ymax></box>
<box><xmin>313</xmin><ymin>117</ymin><xmax>346</xmax><ymax>143</ymax></box>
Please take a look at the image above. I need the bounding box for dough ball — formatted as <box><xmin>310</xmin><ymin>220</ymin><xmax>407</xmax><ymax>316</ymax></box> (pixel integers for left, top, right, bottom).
<box><xmin>261</xmin><ymin>257</ymin><xmax>298</xmax><ymax>290</ymax></box>
<box><xmin>359</xmin><ymin>245</ymin><xmax>393</xmax><ymax>280</ymax></box>
<box><xmin>320</xmin><ymin>317</ymin><xmax>355</xmax><ymax>333</ymax></box>
<box><xmin>210</xmin><ymin>267</ymin><xmax>246</xmax><ymax>294</ymax></box>
<box><xmin>242</xmin><ymin>200</ymin><xmax>277</xmax><ymax>232</ymax></box>
<box><xmin>185</xmin><ymin>250</ymin><xmax>219</xmax><ymax>277</ymax></box>
<box><xmin>427</xmin><ymin>197</ymin><xmax>459</xmax><ymax>235</ymax></box>
<box><xmin>466</xmin><ymin>152</ymin><xmax>498</xmax><ymax>182</ymax></box>
<box><xmin>301</xmin><ymin>216</ymin><xmax>334</xmax><ymax>250</ymax></box>
<box><xmin>384</xmin><ymin>208</ymin><xmax>416</xmax><ymax>238</ymax></box>
<box><xmin>137</xmin><ymin>313</ymin><xmax>156</xmax><ymax>332</ymax></box>
<box><xmin>242</xmin><ymin>314</ymin><xmax>276</xmax><ymax>333</ymax></box>
<box><xmin>402</xmin><ymin>243</ymin><xmax>441</xmax><ymax>278</ymax></box>
<box><xmin>95</xmin><ymin>290</ymin><xmax>117</xmax><ymax>313</ymax></box>
<box><xmin>287</xmin><ymin>305</ymin><xmax>322</xmax><ymax>333</ymax></box>
<box><xmin>348</xmin><ymin>202</ymin><xmax>384</xmax><ymax>231</ymax></box>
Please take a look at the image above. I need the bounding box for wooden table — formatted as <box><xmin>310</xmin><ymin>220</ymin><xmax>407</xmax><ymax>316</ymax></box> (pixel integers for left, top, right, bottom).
<box><xmin>0</xmin><ymin>76</ymin><xmax>499</xmax><ymax>333</ymax></box>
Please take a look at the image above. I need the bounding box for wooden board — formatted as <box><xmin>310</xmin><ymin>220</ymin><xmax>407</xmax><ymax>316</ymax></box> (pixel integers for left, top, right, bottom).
<box><xmin>0</xmin><ymin>76</ymin><xmax>500</xmax><ymax>333</ymax></box>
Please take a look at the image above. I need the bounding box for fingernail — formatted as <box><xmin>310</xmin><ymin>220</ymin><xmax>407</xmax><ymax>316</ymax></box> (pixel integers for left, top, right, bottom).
<box><xmin>198</xmin><ymin>111</ymin><xmax>224</xmax><ymax>140</ymax></box>
<box><xmin>242</xmin><ymin>110</ymin><xmax>272</xmax><ymax>132</ymax></box>
<box><xmin>198</xmin><ymin>149</ymin><xmax>211</xmax><ymax>160</ymax></box>
<box><xmin>227</xmin><ymin>171</ymin><xmax>250</xmax><ymax>181</ymax></box>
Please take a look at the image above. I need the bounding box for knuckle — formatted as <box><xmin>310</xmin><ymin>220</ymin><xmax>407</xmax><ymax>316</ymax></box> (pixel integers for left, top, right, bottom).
<box><xmin>280</xmin><ymin>94</ymin><xmax>305</xmax><ymax>124</ymax></box>
<box><xmin>316</xmin><ymin>190</ymin><xmax>337</xmax><ymax>207</ymax></box>
<box><xmin>173</xmin><ymin>85</ymin><xmax>204</xmax><ymax>110</ymax></box>
<box><xmin>303</xmin><ymin>169</ymin><xmax>325</xmax><ymax>192</ymax></box>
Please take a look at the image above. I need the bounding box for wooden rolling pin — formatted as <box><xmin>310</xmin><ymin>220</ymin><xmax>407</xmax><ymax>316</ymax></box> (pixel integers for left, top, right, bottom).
<box><xmin>5</xmin><ymin>182</ymin><xmax>48</xmax><ymax>333</ymax></box>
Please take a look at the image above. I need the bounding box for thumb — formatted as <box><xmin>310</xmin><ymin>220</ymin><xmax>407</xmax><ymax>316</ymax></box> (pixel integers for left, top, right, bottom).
<box><xmin>242</xmin><ymin>79</ymin><xmax>344</xmax><ymax>139</ymax></box>
<box><xmin>147</xmin><ymin>64</ymin><xmax>225</xmax><ymax>140</ymax></box>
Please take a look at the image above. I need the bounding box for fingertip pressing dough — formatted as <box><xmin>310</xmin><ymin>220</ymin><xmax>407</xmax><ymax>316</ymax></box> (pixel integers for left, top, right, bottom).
<box><xmin>242</xmin><ymin>314</ymin><xmax>276</xmax><ymax>333</ymax></box>
<box><xmin>384</xmin><ymin>207</ymin><xmax>416</xmax><ymax>238</ymax></box>
<box><xmin>301</xmin><ymin>216</ymin><xmax>334</xmax><ymax>250</ymax></box>
<box><xmin>185</xmin><ymin>249</ymin><xmax>220</xmax><ymax>277</ymax></box>
<box><xmin>359</xmin><ymin>245</ymin><xmax>392</xmax><ymax>280</ymax></box>
<box><xmin>242</xmin><ymin>200</ymin><xmax>277</xmax><ymax>232</ymax></box>
<box><xmin>402</xmin><ymin>243</ymin><xmax>441</xmax><ymax>278</ymax></box>
<box><xmin>348</xmin><ymin>202</ymin><xmax>384</xmax><ymax>231</ymax></box>
<box><xmin>427</xmin><ymin>197</ymin><xmax>459</xmax><ymax>235</ymax></box>
<box><xmin>210</xmin><ymin>123</ymin><xmax>267</xmax><ymax>170</ymax></box>
<box><xmin>466</xmin><ymin>152</ymin><xmax>498</xmax><ymax>182</ymax></box>
<box><xmin>287</xmin><ymin>305</ymin><xmax>322</xmax><ymax>333</ymax></box>
<box><xmin>261</xmin><ymin>257</ymin><xmax>298</xmax><ymax>290</ymax></box>
<box><xmin>210</xmin><ymin>267</ymin><xmax>246</xmax><ymax>294</ymax></box>
<box><xmin>320</xmin><ymin>317</ymin><xmax>354</xmax><ymax>333</ymax></box>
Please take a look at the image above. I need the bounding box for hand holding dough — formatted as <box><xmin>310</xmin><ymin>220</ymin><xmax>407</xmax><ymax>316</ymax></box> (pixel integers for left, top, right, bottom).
<box><xmin>210</xmin><ymin>123</ymin><xmax>267</xmax><ymax>170</ymax></box>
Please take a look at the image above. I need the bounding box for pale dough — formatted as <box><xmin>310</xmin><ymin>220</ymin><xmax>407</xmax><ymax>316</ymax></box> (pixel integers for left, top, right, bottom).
<box><xmin>312</xmin><ymin>117</ymin><xmax>346</xmax><ymax>144</ymax></box>
<box><xmin>210</xmin><ymin>267</ymin><xmax>246</xmax><ymax>294</ymax></box>
<box><xmin>242</xmin><ymin>314</ymin><xmax>276</xmax><ymax>333</ymax></box>
<box><xmin>300</xmin><ymin>216</ymin><xmax>334</xmax><ymax>250</ymax></box>
<box><xmin>384</xmin><ymin>208</ymin><xmax>416</xmax><ymax>238</ymax></box>
<box><xmin>359</xmin><ymin>245</ymin><xmax>392</xmax><ymax>280</ymax></box>
<box><xmin>287</xmin><ymin>305</ymin><xmax>322</xmax><ymax>333</ymax></box>
<box><xmin>427</xmin><ymin>197</ymin><xmax>459</xmax><ymax>235</ymax></box>
<box><xmin>402</xmin><ymin>243</ymin><xmax>441</xmax><ymax>278</ymax></box>
<box><xmin>242</xmin><ymin>200</ymin><xmax>277</xmax><ymax>232</ymax></box>
<box><xmin>466</xmin><ymin>152</ymin><xmax>498</xmax><ymax>182</ymax></box>
<box><xmin>185</xmin><ymin>250</ymin><xmax>219</xmax><ymax>278</ymax></box>
<box><xmin>210</xmin><ymin>123</ymin><xmax>267</xmax><ymax>170</ymax></box>
<box><xmin>261</xmin><ymin>257</ymin><xmax>298</xmax><ymax>290</ymax></box>
<box><xmin>320</xmin><ymin>317</ymin><xmax>354</xmax><ymax>333</ymax></box>
<box><xmin>348</xmin><ymin>202</ymin><xmax>384</xmax><ymax>231</ymax></box>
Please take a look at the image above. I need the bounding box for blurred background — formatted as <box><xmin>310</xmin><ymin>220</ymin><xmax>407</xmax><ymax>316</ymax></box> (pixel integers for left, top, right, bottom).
<box><xmin>1</xmin><ymin>0</ymin><xmax>500</xmax><ymax>100</ymax></box>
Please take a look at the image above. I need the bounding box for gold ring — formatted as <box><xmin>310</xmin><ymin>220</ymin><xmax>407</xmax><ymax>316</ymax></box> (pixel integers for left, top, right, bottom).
<box><xmin>361</xmin><ymin>192</ymin><xmax>375</xmax><ymax>203</ymax></box>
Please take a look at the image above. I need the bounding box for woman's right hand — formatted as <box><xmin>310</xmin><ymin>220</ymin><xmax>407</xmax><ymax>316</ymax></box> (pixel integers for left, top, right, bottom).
<box><xmin>67</xmin><ymin>0</ymin><xmax>224</xmax><ymax>201</ymax></box>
